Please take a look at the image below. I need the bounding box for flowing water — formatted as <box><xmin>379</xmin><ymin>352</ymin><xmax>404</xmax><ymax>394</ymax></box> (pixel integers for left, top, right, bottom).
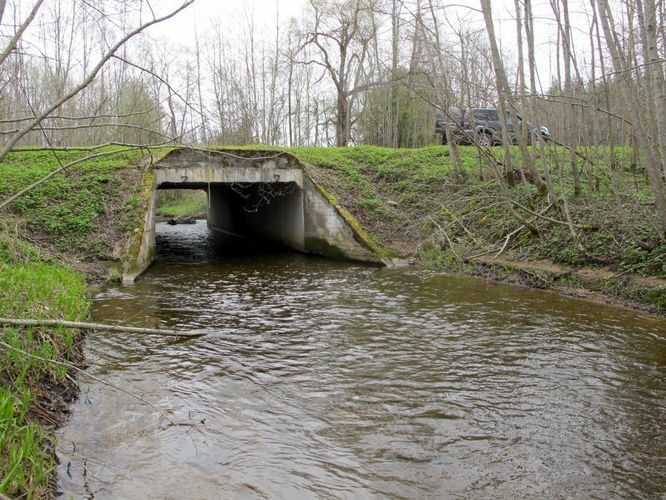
<box><xmin>57</xmin><ymin>221</ymin><xmax>666</xmax><ymax>499</ymax></box>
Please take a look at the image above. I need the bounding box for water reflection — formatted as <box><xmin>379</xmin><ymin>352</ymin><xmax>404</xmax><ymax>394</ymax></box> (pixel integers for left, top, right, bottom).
<box><xmin>57</xmin><ymin>221</ymin><xmax>666</xmax><ymax>498</ymax></box>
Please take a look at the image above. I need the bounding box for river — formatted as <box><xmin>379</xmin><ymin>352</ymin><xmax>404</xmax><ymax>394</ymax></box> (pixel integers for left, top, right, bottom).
<box><xmin>57</xmin><ymin>221</ymin><xmax>666</xmax><ymax>498</ymax></box>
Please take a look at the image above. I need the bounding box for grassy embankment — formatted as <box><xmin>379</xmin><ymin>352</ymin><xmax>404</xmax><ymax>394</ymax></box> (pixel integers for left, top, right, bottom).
<box><xmin>286</xmin><ymin>145</ymin><xmax>666</xmax><ymax>312</ymax></box>
<box><xmin>0</xmin><ymin>148</ymin><xmax>145</xmax><ymax>498</ymax></box>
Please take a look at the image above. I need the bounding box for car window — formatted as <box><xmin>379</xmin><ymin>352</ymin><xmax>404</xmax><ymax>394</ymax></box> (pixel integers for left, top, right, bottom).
<box><xmin>472</xmin><ymin>110</ymin><xmax>495</xmax><ymax>121</ymax></box>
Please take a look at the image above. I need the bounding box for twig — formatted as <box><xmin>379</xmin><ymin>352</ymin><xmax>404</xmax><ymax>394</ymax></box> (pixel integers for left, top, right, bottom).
<box><xmin>0</xmin><ymin>340</ymin><xmax>174</xmax><ymax>425</ymax></box>
<box><xmin>609</xmin><ymin>251</ymin><xmax>666</xmax><ymax>279</ymax></box>
<box><xmin>166</xmin><ymin>145</ymin><xmax>290</xmax><ymax>162</ymax></box>
<box><xmin>440</xmin><ymin>206</ymin><xmax>481</xmax><ymax>245</ymax></box>
<box><xmin>0</xmin><ymin>107</ymin><xmax>159</xmax><ymax>124</ymax></box>
<box><xmin>0</xmin><ymin>0</ymin><xmax>45</xmax><ymax>69</ymax></box>
<box><xmin>507</xmin><ymin>199</ymin><xmax>593</xmax><ymax>229</ymax></box>
<box><xmin>468</xmin><ymin>247</ymin><xmax>501</xmax><ymax>259</ymax></box>
<box><xmin>487</xmin><ymin>202</ymin><xmax>554</xmax><ymax>259</ymax></box>
<box><xmin>0</xmin><ymin>0</ymin><xmax>195</xmax><ymax>161</ymax></box>
<box><xmin>494</xmin><ymin>224</ymin><xmax>525</xmax><ymax>258</ymax></box>
<box><xmin>8</xmin><ymin>141</ymin><xmax>168</xmax><ymax>152</ymax></box>
<box><xmin>428</xmin><ymin>216</ymin><xmax>462</xmax><ymax>262</ymax></box>
<box><xmin>0</xmin><ymin>318</ymin><xmax>204</xmax><ymax>338</ymax></box>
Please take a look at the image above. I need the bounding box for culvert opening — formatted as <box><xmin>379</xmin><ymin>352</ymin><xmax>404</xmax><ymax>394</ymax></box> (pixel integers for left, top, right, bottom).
<box><xmin>155</xmin><ymin>181</ymin><xmax>304</xmax><ymax>259</ymax></box>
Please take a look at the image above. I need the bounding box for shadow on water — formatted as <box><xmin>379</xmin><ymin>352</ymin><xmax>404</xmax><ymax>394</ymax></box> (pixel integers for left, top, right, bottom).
<box><xmin>155</xmin><ymin>219</ymin><xmax>288</xmax><ymax>263</ymax></box>
<box><xmin>56</xmin><ymin>220</ymin><xmax>666</xmax><ymax>498</ymax></box>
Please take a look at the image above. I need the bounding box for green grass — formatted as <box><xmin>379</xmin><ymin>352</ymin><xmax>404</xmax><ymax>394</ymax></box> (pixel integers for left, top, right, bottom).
<box><xmin>0</xmin><ymin>148</ymin><xmax>142</xmax><ymax>497</ymax></box>
<box><xmin>0</xmin><ymin>143</ymin><xmax>663</xmax><ymax>497</ymax></box>
<box><xmin>0</xmin><ymin>221</ymin><xmax>90</xmax><ymax>497</ymax></box>
<box><xmin>282</xmin><ymin>145</ymin><xmax>665</xmax><ymax>279</ymax></box>
<box><xmin>156</xmin><ymin>190</ymin><xmax>208</xmax><ymax>218</ymax></box>
<box><xmin>0</xmin><ymin>388</ymin><xmax>51</xmax><ymax>498</ymax></box>
<box><xmin>0</xmin><ymin>148</ymin><xmax>146</xmax><ymax>259</ymax></box>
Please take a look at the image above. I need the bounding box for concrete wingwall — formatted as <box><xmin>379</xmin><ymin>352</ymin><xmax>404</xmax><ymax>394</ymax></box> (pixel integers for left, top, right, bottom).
<box><xmin>302</xmin><ymin>177</ymin><xmax>381</xmax><ymax>262</ymax></box>
<box><xmin>121</xmin><ymin>149</ymin><xmax>385</xmax><ymax>283</ymax></box>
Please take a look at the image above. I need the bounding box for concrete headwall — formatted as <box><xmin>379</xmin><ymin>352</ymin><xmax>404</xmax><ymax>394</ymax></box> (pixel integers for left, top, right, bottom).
<box><xmin>121</xmin><ymin>149</ymin><xmax>385</xmax><ymax>283</ymax></box>
<box><xmin>121</xmin><ymin>169</ymin><xmax>157</xmax><ymax>285</ymax></box>
<box><xmin>154</xmin><ymin>149</ymin><xmax>304</xmax><ymax>188</ymax></box>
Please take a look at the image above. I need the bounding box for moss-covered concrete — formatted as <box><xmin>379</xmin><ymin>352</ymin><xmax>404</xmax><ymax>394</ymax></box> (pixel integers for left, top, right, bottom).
<box><xmin>121</xmin><ymin>167</ymin><xmax>157</xmax><ymax>284</ymax></box>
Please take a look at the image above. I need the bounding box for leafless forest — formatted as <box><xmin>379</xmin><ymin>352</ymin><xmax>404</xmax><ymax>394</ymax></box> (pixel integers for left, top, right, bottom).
<box><xmin>1</xmin><ymin>0</ymin><xmax>665</xmax><ymax>231</ymax></box>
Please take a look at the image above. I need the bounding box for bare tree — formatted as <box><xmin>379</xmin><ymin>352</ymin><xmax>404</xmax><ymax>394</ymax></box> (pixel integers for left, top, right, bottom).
<box><xmin>298</xmin><ymin>0</ymin><xmax>378</xmax><ymax>146</ymax></box>
<box><xmin>0</xmin><ymin>0</ymin><xmax>194</xmax><ymax>159</ymax></box>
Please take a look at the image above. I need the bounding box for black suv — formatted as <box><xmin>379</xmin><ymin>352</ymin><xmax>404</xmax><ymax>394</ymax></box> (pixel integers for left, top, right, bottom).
<box><xmin>435</xmin><ymin>107</ymin><xmax>550</xmax><ymax>146</ymax></box>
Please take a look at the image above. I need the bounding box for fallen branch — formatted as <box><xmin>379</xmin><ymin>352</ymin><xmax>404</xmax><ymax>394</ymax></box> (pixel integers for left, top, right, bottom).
<box><xmin>428</xmin><ymin>216</ymin><xmax>462</xmax><ymax>263</ymax></box>
<box><xmin>0</xmin><ymin>318</ymin><xmax>204</xmax><ymax>338</ymax></box>
<box><xmin>440</xmin><ymin>206</ymin><xmax>481</xmax><ymax>245</ymax></box>
<box><xmin>8</xmin><ymin>140</ymin><xmax>168</xmax><ymax>153</ymax></box>
<box><xmin>507</xmin><ymin>198</ymin><xmax>595</xmax><ymax>230</ymax></box>
<box><xmin>494</xmin><ymin>224</ymin><xmax>526</xmax><ymax>258</ymax></box>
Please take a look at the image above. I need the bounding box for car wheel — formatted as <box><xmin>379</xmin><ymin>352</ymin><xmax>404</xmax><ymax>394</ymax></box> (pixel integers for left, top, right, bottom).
<box><xmin>477</xmin><ymin>132</ymin><xmax>493</xmax><ymax>148</ymax></box>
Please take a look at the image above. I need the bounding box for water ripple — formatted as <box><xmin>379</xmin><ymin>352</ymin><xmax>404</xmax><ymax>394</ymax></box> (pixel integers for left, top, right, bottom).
<box><xmin>57</xmin><ymin>221</ymin><xmax>666</xmax><ymax>498</ymax></box>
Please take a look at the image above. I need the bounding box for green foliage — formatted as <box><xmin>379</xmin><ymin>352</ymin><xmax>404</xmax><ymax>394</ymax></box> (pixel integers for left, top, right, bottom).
<box><xmin>418</xmin><ymin>243</ymin><xmax>445</xmax><ymax>269</ymax></box>
<box><xmin>0</xmin><ymin>238</ymin><xmax>89</xmax><ymax>496</ymax></box>
<box><xmin>286</xmin><ymin>144</ymin><xmax>664</xmax><ymax>283</ymax></box>
<box><xmin>0</xmin><ymin>149</ymin><xmax>133</xmax><ymax>498</ymax></box>
<box><xmin>0</xmin><ymin>387</ymin><xmax>53</xmax><ymax>499</ymax></box>
<box><xmin>644</xmin><ymin>287</ymin><xmax>666</xmax><ymax>309</ymax></box>
<box><xmin>0</xmin><ymin>221</ymin><xmax>41</xmax><ymax>264</ymax></box>
<box><xmin>0</xmin><ymin>262</ymin><xmax>88</xmax><ymax>320</ymax></box>
<box><xmin>0</xmin><ymin>148</ymin><xmax>145</xmax><ymax>258</ymax></box>
<box><xmin>289</xmin><ymin>145</ymin><xmax>460</xmax><ymax>249</ymax></box>
<box><xmin>156</xmin><ymin>190</ymin><xmax>208</xmax><ymax>218</ymax></box>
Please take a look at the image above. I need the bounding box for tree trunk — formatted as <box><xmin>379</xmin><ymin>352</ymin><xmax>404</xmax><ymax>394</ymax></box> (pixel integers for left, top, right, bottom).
<box><xmin>595</xmin><ymin>0</ymin><xmax>666</xmax><ymax>233</ymax></box>
<box><xmin>643</xmin><ymin>0</ymin><xmax>666</xmax><ymax>178</ymax></box>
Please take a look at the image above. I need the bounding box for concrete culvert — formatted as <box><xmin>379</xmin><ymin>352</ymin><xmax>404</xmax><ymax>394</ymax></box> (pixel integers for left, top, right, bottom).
<box><xmin>122</xmin><ymin>149</ymin><xmax>386</xmax><ymax>283</ymax></box>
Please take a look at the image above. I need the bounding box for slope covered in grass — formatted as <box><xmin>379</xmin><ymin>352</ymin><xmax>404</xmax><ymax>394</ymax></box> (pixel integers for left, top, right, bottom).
<box><xmin>287</xmin><ymin>145</ymin><xmax>664</xmax><ymax>278</ymax></box>
<box><xmin>0</xmin><ymin>148</ymin><xmax>146</xmax><ymax>262</ymax></box>
<box><xmin>0</xmin><ymin>147</ymin><xmax>146</xmax><ymax>497</ymax></box>
<box><xmin>0</xmin><ymin>222</ymin><xmax>90</xmax><ymax>498</ymax></box>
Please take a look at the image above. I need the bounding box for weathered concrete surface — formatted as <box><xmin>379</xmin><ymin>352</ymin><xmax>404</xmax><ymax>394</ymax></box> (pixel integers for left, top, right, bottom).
<box><xmin>303</xmin><ymin>177</ymin><xmax>379</xmax><ymax>261</ymax></box>
<box><xmin>155</xmin><ymin>149</ymin><xmax>304</xmax><ymax>188</ymax></box>
<box><xmin>122</xmin><ymin>169</ymin><xmax>157</xmax><ymax>285</ymax></box>
<box><xmin>121</xmin><ymin>148</ymin><xmax>384</xmax><ymax>283</ymax></box>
